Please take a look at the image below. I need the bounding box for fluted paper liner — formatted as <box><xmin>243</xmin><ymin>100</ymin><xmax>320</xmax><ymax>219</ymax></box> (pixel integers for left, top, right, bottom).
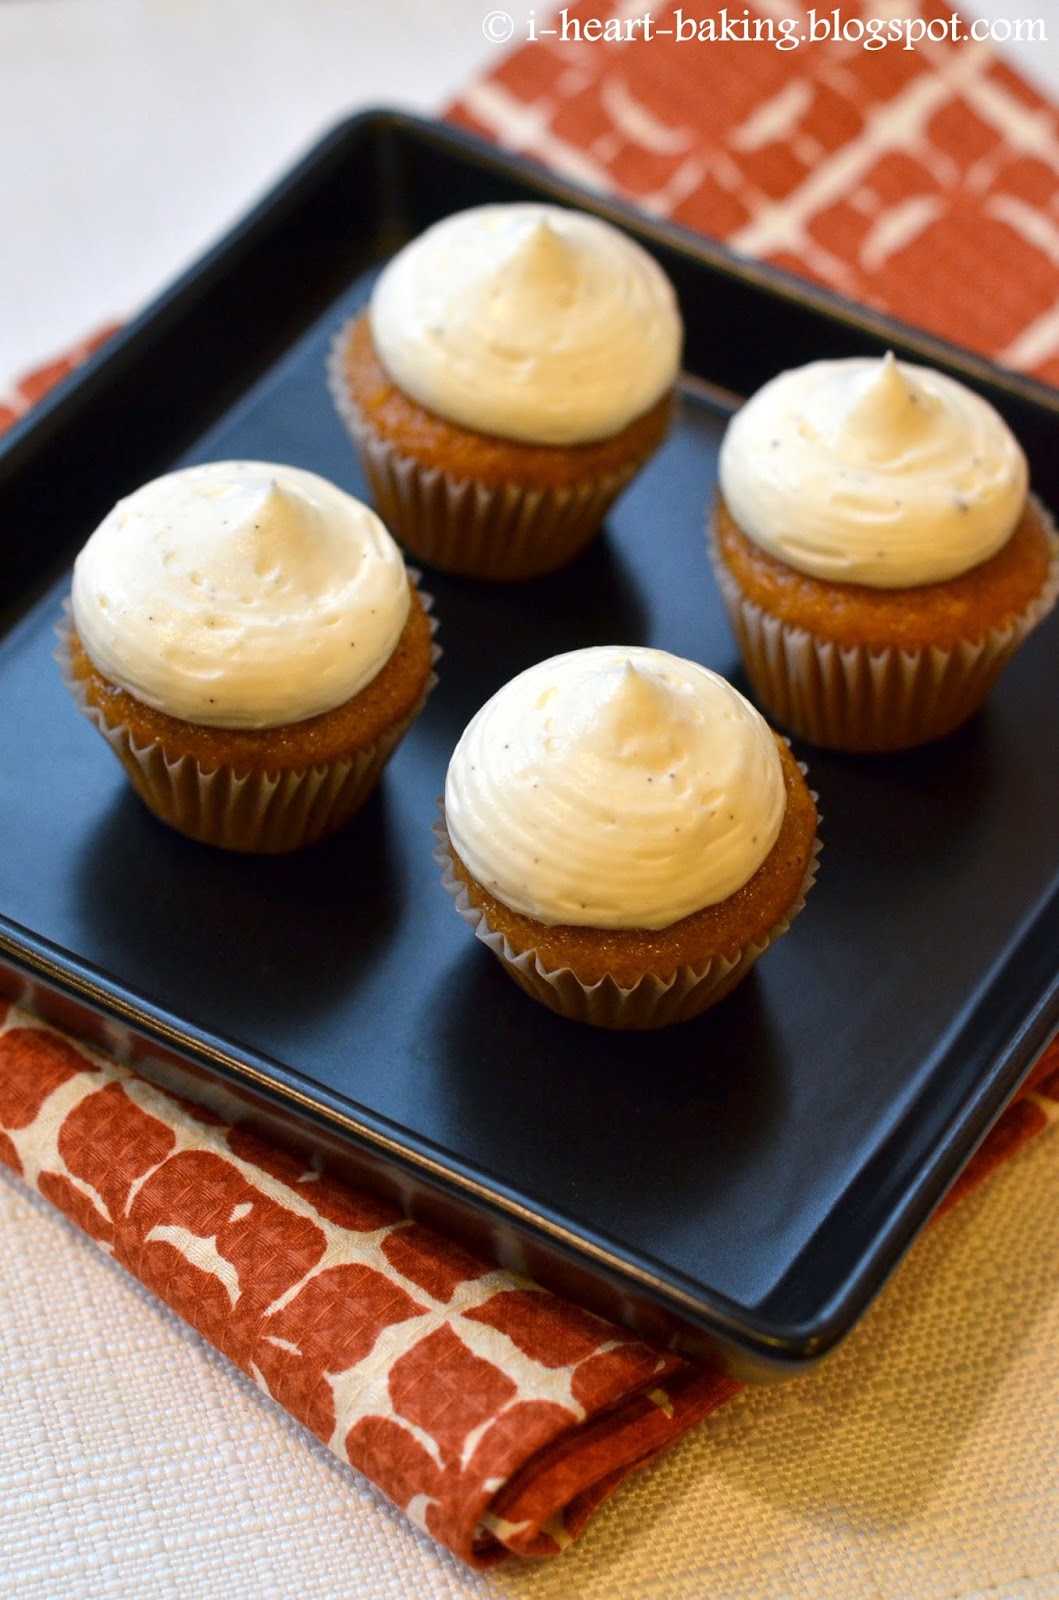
<box><xmin>433</xmin><ymin>809</ymin><xmax>821</xmax><ymax>1031</ymax></box>
<box><xmin>709</xmin><ymin>498</ymin><xmax>1059</xmax><ymax>753</ymax></box>
<box><xmin>327</xmin><ymin>323</ymin><xmax>655</xmax><ymax>580</ymax></box>
<box><xmin>58</xmin><ymin>590</ymin><xmax>439</xmax><ymax>853</ymax></box>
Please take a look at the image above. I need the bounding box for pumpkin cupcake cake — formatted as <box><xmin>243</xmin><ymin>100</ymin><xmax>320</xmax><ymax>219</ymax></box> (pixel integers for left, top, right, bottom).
<box><xmin>61</xmin><ymin>461</ymin><xmax>436</xmax><ymax>852</ymax></box>
<box><xmin>435</xmin><ymin>645</ymin><xmax>819</xmax><ymax>1029</ymax></box>
<box><xmin>711</xmin><ymin>352</ymin><xmax>1059</xmax><ymax>752</ymax></box>
<box><xmin>329</xmin><ymin>203</ymin><xmax>682</xmax><ymax>580</ymax></box>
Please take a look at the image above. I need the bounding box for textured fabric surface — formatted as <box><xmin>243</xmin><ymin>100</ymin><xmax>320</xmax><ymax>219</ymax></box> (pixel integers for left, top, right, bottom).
<box><xmin>449</xmin><ymin>0</ymin><xmax>1059</xmax><ymax>385</ymax></box>
<box><xmin>0</xmin><ymin>1004</ymin><xmax>745</xmax><ymax>1566</ymax></box>
<box><xmin>1</xmin><ymin>1003</ymin><xmax>1057</xmax><ymax>1582</ymax></box>
<box><xmin>2</xmin><ymin>1044</ymin><xmax>1057</xmax><ymax>1599</ymax></box>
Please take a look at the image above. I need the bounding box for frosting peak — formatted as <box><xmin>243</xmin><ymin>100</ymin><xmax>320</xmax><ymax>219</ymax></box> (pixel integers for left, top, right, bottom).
<box><xmin>370</xmin><ymin>204</ymin><xmax>682</xmax><ymax>446</ymax></box>
<box><xmin>578</xmin><ymin>659</ymin><xmax>694</xmax><ymax>766</ymax></box>
<box><xmin>843</xmin><ymin>350</ymin><xmax>929</xmax><ymax>446</ymax></box>
<box><xmin>170</xmin><ymin>476</ymin><xmax>332</xmax><ymax>587</ymax></box>
<box><xmin>719</xmin><ymin>355</ymin><xmax>1027</xmax><ymax>586</ymax></box>
<box><xmin>71</xmin><ymin>461</ymin><xmax>411</xmax><ymax>728</ymax></box>
<box><xmin>444</xmin><ymin>646</ymin><xmax>785</xmax><ymax>930</ymax></box>
<box><xmin>504</xmin><ymin>217</ymin><xmax>574</xmax><ymax>301</ymax></box>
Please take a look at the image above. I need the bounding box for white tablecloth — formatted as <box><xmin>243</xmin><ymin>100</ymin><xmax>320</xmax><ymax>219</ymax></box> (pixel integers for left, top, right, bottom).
<box><xmin>3</xmin><ymin>5</ymin><xmax>1058</xmax><ymax>1596</ymax></box>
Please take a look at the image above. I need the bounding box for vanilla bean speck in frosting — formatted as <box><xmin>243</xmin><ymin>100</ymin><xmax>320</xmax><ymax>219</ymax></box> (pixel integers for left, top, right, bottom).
<box><xmin>444</xmin><ymin>646</ymin><xmax>786</xmax><ymax>930</ymax></box>
<box><xmin>369</xmin><ymin>204</ymin><xmax>682</xmax><ymax>446</ymax></box>
<box><xmin>71</xmin><ymin>462</ymin><xmax>411</xmax><ymax>728</ymax></box>
<box><xmin>719</xmin><ymin>353</ymin><xmax>1028</xmax><ymax>587</ymax></box>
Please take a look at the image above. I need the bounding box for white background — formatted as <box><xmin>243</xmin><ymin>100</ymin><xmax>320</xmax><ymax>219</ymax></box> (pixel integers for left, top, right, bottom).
<box><xmin>1</xmin><ymin>0</ymin><xmax>501</xmax><ymax>385</ymax></box>
<box><xmin>2</xmin><ymin>0</ymin><xmax>1058</xmax><ymax>387</ymax></box>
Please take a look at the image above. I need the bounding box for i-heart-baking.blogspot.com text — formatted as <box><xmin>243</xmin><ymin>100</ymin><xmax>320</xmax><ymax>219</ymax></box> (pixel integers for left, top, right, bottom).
<box><xmin>480</xmin><ymin>7</ymin><xmax>1047</xmax><ymax>50</ymax></box>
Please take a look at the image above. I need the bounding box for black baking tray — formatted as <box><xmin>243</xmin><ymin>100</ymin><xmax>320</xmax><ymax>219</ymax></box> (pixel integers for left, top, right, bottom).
<box><xmin>2</xmin><ymin>111</ymin><xmax>1057</xmax><ymax>1381</ymax></box>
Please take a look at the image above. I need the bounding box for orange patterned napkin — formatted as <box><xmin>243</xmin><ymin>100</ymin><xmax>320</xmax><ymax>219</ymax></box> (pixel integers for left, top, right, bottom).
<box><xmin>0</xmin><ymin>1003</ymin><xmax>1056</xmax><ymax>1565</ymax></box>
<box><xmin>449</xmin><ymin>0</ymin><xmax>1059</xmax><ymax>384</ymax></box>
<box><xmin>0</xmin><ymin>1002</ymin><xmax>741</xmax><ymax>1565</ymax></box>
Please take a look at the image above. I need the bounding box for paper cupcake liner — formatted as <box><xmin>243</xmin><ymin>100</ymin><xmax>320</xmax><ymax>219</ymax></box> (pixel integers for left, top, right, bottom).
<box><xmin>708</xmin><ymin>498</ymin><xmax>1059</xmax><ymax>753</ymax></box>
<box><xmin>433</xmin><ymin>810</ymin><xmax>821</xmax><ymax>1031</ymax></box>
<box><xmin>58</xmin><ymin>593</ymin><xmax>439</xmax><ymax>854</ymax></box>
<box><xmin>327</xmin><ymin>325</ymin><xmax>650</xmax><ymax>581</ymax></box>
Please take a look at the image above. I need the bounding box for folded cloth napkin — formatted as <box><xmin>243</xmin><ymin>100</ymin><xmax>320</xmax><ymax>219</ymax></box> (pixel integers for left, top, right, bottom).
<box><xmin>448</xmin><ymin>0</ymin><xmax>1059</xmax><ymax>385</ymax></box>
<box><xmin>0</xmin><ymin>1002</ymin><xmax>1056</xmax><ymax>1566</ymax></box>
<box><xmin>4</xmin><ymin>5</ymin><xmax>1059</xmax><ymax>1565</ymax></box>
<box><xmin>0</xmin><ymin>1001</ymin><xmax>739</xmax><ymax>1566</ymax></box>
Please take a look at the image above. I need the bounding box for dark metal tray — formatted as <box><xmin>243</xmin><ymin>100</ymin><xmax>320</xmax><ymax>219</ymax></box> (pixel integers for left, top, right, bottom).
<box><xmin>2</xmin><ymin>111</ymin><xmax>1057</xmax><ymax>1381</ymax></box>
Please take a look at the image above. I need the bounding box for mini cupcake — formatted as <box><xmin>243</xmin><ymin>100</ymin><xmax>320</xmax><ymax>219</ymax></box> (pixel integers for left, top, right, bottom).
<box><xmin>329</xmin><ymin>203</ymin><xmax>682</xmax><ymax>580</ymax></box>
<box><xmin>711</xmin><ymin>353</ymin><xmax>1059</xmax><ymax>752</ymax></box>
<box><xmin>435</xmin><ymin>646</ymin><xmax>819</xmax><ymax>1029</ymax></box>
<box><xmin>61</xmin><ymin>461</ymin><xmax>437</xmax><ymax>852</ymax></box>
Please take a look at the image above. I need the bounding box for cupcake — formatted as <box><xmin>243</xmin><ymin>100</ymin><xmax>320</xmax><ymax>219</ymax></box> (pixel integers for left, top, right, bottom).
<box><xmin>435</xmin><ymin>646</ymin><xmax>819</xmax><ymax>1029</ymax></box>
<box><xmin>711</xmin><ymin>352</ymin><xmax>1059</xmax><ymax>752</ymax></box>
<box><xmin>61</xmin><ymin>461</ymin><xmax>437</xmax><ymax>852</ymax></box>
<box><xmin>329</xmin><ymin>203</ymin><xmax>682</xmax><ymax>580</ymax></box>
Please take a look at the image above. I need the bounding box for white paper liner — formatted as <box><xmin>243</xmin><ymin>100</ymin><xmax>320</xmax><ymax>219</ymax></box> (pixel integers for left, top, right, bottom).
<box><xmin>327</xmin><ymin>322</ymin><xmax>656</xmax><ymax>581</ymax></box>
<box><xmin>708</xmin><ymin>496</ymin><xmax>1059</xmax><ymax>753</ymax></box>
<box><xmin>58</xmin><ymin>588</ymin><xmax>440</xmax><ymax>854</ymax></box>
<box><xmin>432</xmin><ymin>807</ymin><xmax>821</xmax><ymax>1031</ymax></box>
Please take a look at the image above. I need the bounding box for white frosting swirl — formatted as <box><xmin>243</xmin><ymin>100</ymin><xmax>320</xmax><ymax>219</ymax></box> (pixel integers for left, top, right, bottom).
<box><xmin>445</xmin><ymin>646</ymin><xmax>786</xmax><ymax>930</ymax></box>
<box><xmin>71</xmin><ymin>461</ymin><xmax>411</xmax><ymax>728</ymax></box>
<box><xmin>369</xmin><ymin>203</ymin><xmax>682</xmax><ymax>446</ymax></box>
<box><xmin>719</xmin><ymin>353</ymin><xmax>1028</xmax><ymax>587</ymax></box>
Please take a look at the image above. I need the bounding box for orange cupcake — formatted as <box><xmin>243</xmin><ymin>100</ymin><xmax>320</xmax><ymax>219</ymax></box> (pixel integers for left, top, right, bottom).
<box><xmin>436</xmin><ymin>646</ymin><xmax>819</xmax><ymax>1030</ymax></box>
<box><xmin>329</xmin><ymin>203</ymin><xmax>681</xmax><ymax>580</ymax></box>
<box><xmin>61</xmin><ymin>461</ymin><xmax>436</xmax><ymax>852</ymax></box>
<box><xmin>711</xmin><ymin>353</ymin><xmax>1059</xmax><ymax>752</ymax></box>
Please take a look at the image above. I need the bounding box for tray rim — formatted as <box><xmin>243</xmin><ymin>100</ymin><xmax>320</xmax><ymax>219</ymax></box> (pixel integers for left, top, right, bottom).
<box><xmin>2</xmin><ymin>107</ymin><xmax>1058</xmax><ymax>1375</ymax></box>
<box><xmin>6</xmin><ymin>107</ymin><xmax>1059</xmax><ymax>480</ymax></box>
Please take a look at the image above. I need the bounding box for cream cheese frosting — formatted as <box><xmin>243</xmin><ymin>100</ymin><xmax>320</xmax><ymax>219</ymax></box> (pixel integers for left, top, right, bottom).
<box><xmin>718</xmin><ymin>353</ymin><xmax>1028</xmax><ymax>587</ymax></box>
<box><xmin>444</xmin><ymin>646</ymin><xmax>786</xmax><ymax>930</ymax></box>
<box><xmin>369</xmin><ymin>203</ymin><xmax>682</xmax><ymax>446</ymax></box>
<box><xmin>71</xmin><ymin>461</ymin><xmax>411</xmax><ymax>728</ymax></box>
